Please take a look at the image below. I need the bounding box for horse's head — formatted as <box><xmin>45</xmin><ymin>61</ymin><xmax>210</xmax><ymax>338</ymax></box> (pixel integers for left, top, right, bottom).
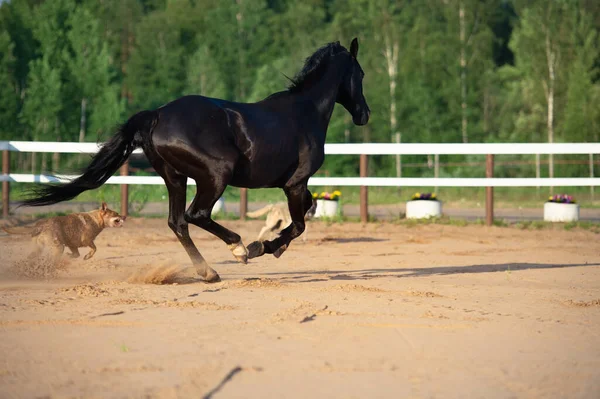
<box><xmin>337</xmin><ymin>38</ymin><xmax>370</xmax><ymax>126</ymax></box>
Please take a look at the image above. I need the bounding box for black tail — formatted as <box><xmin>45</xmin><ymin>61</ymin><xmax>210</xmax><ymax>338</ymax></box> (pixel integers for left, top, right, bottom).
<box><xmin>20</xmin><ymin>110</ymin><xmax>158</xmax><ymax>207</ymax></box>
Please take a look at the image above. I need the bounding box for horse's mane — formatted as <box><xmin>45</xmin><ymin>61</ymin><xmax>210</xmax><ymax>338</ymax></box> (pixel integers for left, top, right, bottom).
<box><xmin>287</xmin><ymin>41</ymin><xmax>347</xmax><ymax>93</ymax></box>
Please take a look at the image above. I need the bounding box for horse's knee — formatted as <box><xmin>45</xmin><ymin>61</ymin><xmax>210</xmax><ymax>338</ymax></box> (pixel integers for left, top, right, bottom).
<box><xmin>168</xmin><ymin>219</ymin><xmax>188</xmax><ymax>238</ymax></box>
<box><xmin>291</xmin><ymin>221</ymin><xmax>305</xmax><ymax>237</ymax></box>
<box><xmin>184</xmin><ymin>209</ymin><xmax>211</xmax><ymax>227</ymax></box>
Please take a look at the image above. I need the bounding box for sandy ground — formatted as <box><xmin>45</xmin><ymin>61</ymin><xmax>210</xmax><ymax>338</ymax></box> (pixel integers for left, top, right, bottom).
<box><xmin>0</xmin><ymin>217</ymin><xmax>599</xmax><ymax>399</ymax></box>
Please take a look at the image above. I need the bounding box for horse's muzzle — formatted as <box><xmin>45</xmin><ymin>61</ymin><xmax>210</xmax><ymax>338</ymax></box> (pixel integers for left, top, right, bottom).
<box><xmin>354</xmin><ymin>109</ymin><xmax>370</xmax><ymax>126</ymax></box>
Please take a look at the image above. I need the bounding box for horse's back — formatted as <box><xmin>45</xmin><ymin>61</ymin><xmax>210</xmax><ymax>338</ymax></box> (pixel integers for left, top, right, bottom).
<box><xmin>150</xmin><ymin>95</ymin><xmax>304</xmax><ymax>188</ymax></box>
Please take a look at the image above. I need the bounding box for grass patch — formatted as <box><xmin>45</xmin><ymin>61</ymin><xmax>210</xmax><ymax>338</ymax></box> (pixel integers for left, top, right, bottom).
<box><xmin>9</xmin><ymin>180</ymin><xmax>600</xmax><ymax>209</ymax></box>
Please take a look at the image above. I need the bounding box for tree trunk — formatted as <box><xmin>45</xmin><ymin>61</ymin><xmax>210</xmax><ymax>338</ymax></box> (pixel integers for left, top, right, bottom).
<box><xmin>236</xmin><ymin>0</ymin><xmax>246</xmax><ymax>101</ymax></box>
<box><xmin>79</xmin><ymin>97</ymin><xmax>87</xmax><ymax>143</ymax></box>
<box><xmin>344</xmin><ymin>114</ymin><xmax>351</xmax><ymax>143</ymax></box>
<box><xmin>545</xmin><ymin>28</ymin><xmax>555</xmax><ymax>193</ymax></box>
<box><xmin>384</xmin><ymin>37</ymin><xmax>400</xmax><ymax>177</ymax></box>
<box><xmin>41</xmin><ymin>153</ymin><xmax>47</xmax><ymax>174</ymax></box>
<box><xmin>31</xmin><ymin>152</ymin><xmax>36</xmax><ymax>176</ymax></box>
<box><xmin>52</xmin><ymin>119</ymin><xmax>60</xmax><ymax>173</ymax></box>
<box><xmin>483</xmin><ymin>83</ymin><xmax>490</xmax><ymax>133</ymax></box>
<box><xmin>459</xmin><ymin>1</ymin><xmax>468</xmax><ymax>143</ymax></box>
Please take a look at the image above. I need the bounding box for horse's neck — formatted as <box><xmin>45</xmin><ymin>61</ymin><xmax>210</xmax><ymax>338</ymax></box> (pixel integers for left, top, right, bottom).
<box><xmin>303</xmin><ymin>56</ymin><xmax>346</xmax><ymax>130</ymax></box>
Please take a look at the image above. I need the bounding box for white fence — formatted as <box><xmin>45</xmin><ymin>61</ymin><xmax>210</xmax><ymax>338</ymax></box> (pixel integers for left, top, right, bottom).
<box><xmin>1</xmin><ymin>141</ymin><xmax>599</xmax><ymax>223</ymax></box>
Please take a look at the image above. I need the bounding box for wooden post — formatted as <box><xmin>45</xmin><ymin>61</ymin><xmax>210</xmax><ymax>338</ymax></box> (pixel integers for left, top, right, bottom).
<box><xmin>485</xmin><ymin>154</ymin><xmax>494</xmax><ymax>226</ymax></box>
<box><xmin>2</xmin><ymin>150</ymin><xmax>9</xmax><ymax>219</ymax></box>
<box><xmin>535</xmin><ymin>153</ymin><xmax>540</xmax><ymax>190</ymax></box>
<box><xmin>360</xmin><ymin>154</ymin><xmax>368</xmax><ymax>223</ymax></box>
<box><xmin>120</xmin><ymin>161</ymin><xmax>129</xmax><ymax>217</ymax></box>
<box><xmin>240</xmin><ymin>188</ymin><xmax>248</xmax><ymax>220</ymax></box>
<box><xmin>434</xmin><ymin>153</ymin><xmax>439</xmax><ymax>195</ymax></box>
<box><xmin>590</xmin><ymin>154</ymin><xmax>594</xmax><ymax>202</ymax></box>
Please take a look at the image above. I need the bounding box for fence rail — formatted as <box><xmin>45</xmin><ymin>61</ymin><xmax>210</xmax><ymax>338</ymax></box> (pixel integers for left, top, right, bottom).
<box><xmin>2</xmin><ymin>141</ymin><xmax>600</xmax><ymax>224</ymax></box>
<box><xmin>2</xmin><ymin>141</ymin><xmax>600</xmax><ymax>154</ymax></box>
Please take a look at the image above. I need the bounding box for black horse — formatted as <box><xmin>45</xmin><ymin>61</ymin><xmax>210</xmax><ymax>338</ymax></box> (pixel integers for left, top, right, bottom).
<box><xmin>22</xmin><ymin>38</ymin><xmax>370</xmax><ymax>282</ymax></box>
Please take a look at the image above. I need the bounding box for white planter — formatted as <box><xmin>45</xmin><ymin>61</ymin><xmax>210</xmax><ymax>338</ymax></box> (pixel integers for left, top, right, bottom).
<box><xmin>314</xmin><ymin>199</ymin><xmax>340</xmax><ymax>218</ymax></box>
<box><xmin>406</xmin><ymin>200</ymin><xmax>442</xmax><ymax>219</ymax></box>
<box><xmin>211</xmin><ymin>197</ymin><xmax>225</xmax><ymax>216</ymax></box>
<box><xmin>543</xmin><ymin>202</ymin><xmax>579</xmax><ymax>222</ymax></box>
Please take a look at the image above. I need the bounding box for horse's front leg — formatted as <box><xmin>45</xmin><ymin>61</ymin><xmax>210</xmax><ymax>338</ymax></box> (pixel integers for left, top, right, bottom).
<box><xmin>247</xmin><ymin>185</ymin><xmax>309</xmax><ymax>259</ymax></box>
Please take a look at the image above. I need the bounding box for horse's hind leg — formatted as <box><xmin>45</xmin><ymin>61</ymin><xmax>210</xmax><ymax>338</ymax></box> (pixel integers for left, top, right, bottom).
<box><xmin>163</xmin><ymin>169</ymin><xmax>220</xmax><ymax>282</ymax></box>
<box><xmin>185</xmin><ymin>176</ymin><xmax>248</xmax><ymax>264</ymax></box>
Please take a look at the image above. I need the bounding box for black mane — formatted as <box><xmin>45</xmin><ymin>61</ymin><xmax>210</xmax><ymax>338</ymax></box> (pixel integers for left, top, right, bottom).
<box><xmin>287</xmin><ymin>41</ymin><xmax>347</xmax><ymax>93</ymax></box>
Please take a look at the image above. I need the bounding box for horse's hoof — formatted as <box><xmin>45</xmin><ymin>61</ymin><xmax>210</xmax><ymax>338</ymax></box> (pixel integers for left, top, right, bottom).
<box><xmin>273</xmin><ymin>244</ymin><xmax>287</xmax><ymax>258</ymax></box>
<box><xmin>247</xmin><ymin>241</ymin><xmax>264</xmax><ymax>259</ymax></box>
<box><xmin>229</xmin><ymin>241</ymin><xmax>248</xmax><ymax>264</ymax></box>
<box><xmin>204</xmin><ymin>271</ymin><xmax>221</xmax><ymax>283</ymax></box>
<box><xmin>234</xmin><ymin>254</ymin><xmax>248</xmax><ymax>264</ymax></box>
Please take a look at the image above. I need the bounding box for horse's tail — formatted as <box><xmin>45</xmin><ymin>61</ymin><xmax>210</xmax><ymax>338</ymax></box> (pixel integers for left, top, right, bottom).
<box><xmin>20</xmin><ymin>110</ymin><xmax>159</xmax><ymax>207</ymax></box>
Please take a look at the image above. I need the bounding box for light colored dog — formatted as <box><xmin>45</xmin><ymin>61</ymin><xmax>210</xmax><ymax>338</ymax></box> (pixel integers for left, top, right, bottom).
<box><xmin>2</xmin><ymin>202</ymin><xmax>125</xmax><ymax>261</ymax></box>
<box><xmin>246</xmin><ymin>199</ymin><xmax>317</xmax><ymax>242</ymax></box>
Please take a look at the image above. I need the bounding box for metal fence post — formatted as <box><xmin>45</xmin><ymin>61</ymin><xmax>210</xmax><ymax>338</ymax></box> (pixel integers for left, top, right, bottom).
<box><xmin>120</xmin><ymin>161</ymin><xmax>129</xmax><ymax>217</ymax></box>
<box><xmin>360</xmin><ymin>154</ymin><xmax>368</xmax><ymax>223</ymax></box>
<box><xmin>2</xmin><ymin>149</ymin><xmax>9</xmax><ymax>219</ymax></box>
<box><xmin>486</xmin><ymin>154</ymin><xmax>494</xmax><ymax>226</ymax></box>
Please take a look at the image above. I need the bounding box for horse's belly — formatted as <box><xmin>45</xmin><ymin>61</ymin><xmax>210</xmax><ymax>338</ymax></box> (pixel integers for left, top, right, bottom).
<box><xmin>230</xmin><ymin>154</ymin><xmax>297</xmax><ymax>189</ymax></box>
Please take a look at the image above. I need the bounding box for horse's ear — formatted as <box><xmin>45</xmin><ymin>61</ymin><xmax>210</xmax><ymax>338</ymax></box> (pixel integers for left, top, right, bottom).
<box><xmin>350</xmin><ymin>37</ymin><xmax>359</xmax><ymax>58</ymax></box>
<box><xmin>100</xmin><ymin>202</ymin><xmax>107</xmax><ymax>211</ymax></box>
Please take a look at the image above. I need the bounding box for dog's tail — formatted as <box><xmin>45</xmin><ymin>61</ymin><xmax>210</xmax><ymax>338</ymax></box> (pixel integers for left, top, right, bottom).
<box><xmin>246</xmin><ymin>204</ymin><xmax>274</xmax><ymax>218</ymax></box>
<box><xmin>20</xmin><ymin>110</ymin><xmax>158</xmax><ymax>207</ymax></box>
<box><xmin>2</xmin><ymin>226</ymin><xmax>34</xmax><ymax>236</ymax></box>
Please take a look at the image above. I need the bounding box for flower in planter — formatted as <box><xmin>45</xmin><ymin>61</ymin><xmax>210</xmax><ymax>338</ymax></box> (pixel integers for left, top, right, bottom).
<box><xmin>410</xmin><ymin>192</ymin><xmax>438</xmax><ymax>201</ymax></box>
<box><xmin>547</xmin><ymin>194</ymin><xmax>576</xmax><ymax>204</ymax></box>
<box><xmin>313</xmin><ymin>190</ymin><xmax>342</xmax><ymax>201</ymax></box>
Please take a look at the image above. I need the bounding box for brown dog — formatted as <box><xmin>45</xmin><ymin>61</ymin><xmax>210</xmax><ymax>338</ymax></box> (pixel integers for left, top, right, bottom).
<box><xmin>3</xmin><ymin>202</ymin><xmax>125</xmax><ymax>261</ymax></box>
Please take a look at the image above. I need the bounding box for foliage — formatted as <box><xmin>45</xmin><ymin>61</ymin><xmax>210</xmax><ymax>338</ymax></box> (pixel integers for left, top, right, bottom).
<box><xmin>0</xmin><ymin>0</ymin><xmax>598</xmax><ymax>184</ymax></box>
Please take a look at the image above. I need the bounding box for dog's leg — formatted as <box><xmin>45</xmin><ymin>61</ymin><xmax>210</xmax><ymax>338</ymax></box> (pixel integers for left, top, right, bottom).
<box><xmin>302</xmin><ymin>224</ymin><xmax>308</xmax><ymax>242</ymax></box>
<box><xmin>84</xmin><ymin>242</ymin><xmax>96</xmax><ymax>260</ymax></box>
<box><xmin>28</xmin><ymin>240</ymin><xmax>43</xmax><ymax>259</ymax></box>
<box><xmin>257</xmin><ymin>225</ymin><xmax>271</xmax><ymax>242</ymax></box>
<box><xmin>50</xmin><ymin>244</ymin><xmax>64</xmax><ymax>263</ymax></box>
<box><xmin>69</xmin><ymin>247</ymin><xmax>80</xmax><ymax>258</ymax></box>
<box><xmin>248</xmin><ymin>185</ymin><xmax>310</xmax><ymax>259</ymax></box>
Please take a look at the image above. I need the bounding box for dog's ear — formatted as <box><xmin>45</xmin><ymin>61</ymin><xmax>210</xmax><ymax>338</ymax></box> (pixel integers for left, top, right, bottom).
<box><xmin>100</xmin><ymin>202</ymin><xmax>108</xmax><ymax>211</ymax></box>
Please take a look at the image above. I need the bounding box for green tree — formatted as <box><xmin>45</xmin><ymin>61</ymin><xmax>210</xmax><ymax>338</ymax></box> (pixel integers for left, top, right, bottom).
<box><xmin>185</xmin><ymin>45</ymin><xmax>227</xmax><ymax>99</ymax></box>
<box><xmin>64</xmin><ymin>4</ymin><xmax>122</xmax><ymax>142</ymax></box>
<box><xmin>0</xmin><ymin>30</ymin><xmax>19</xmax><ymax>139</ymax></box>
<box><xmin>0</xmin><ymin>0</ymin><xmax>37</xmax><ymax>98</ymax></box>
<box><xmin>561</xmin><ymin>7</ymin><xmax>599</xmax><ymax>143</ymax></box>
<box><xmin>509</xmin><ymin>0</ymin><xmax>587</xmax><ymax>179</ymax></box>
<box><xmin>126</xmin><ymin>10</ymin><xmax>186</xmax><ymax>110</ymax></box>
<box><xmin>20</xmin><ymin>55</ymin><xmax>62</xmax><ymax>174</ymax></box>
